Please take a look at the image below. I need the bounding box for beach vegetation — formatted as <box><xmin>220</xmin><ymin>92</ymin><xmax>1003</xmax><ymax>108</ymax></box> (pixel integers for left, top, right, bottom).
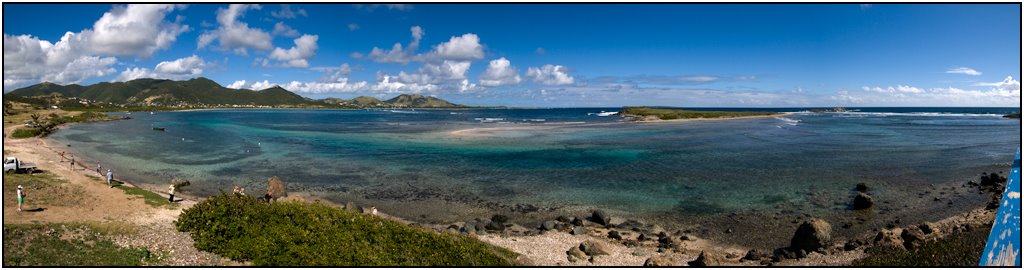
<box><xmin>2</xmin><ymin>223</ymin><xmax>157</xmax><ymax>266</ymax></box>
<box><xmin>622</xmin><ymin>107</ymin><xmax>778</xmax><ymax>120</ymax></box>
<box><xmin>175</xmin><ymin>193</ymin><xmax>519</xmax><ymax>266</ymax></box>
<box><xmin>852</xmin><ymin>226</ymin><xmax>990</xmax><ymax>266</ymax></box>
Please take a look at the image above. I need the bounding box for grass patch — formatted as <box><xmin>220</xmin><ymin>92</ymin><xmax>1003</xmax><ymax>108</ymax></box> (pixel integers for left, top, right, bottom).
<box><xmin>116</xmin><ymin>184</ymin><xmax>174</xmax><ymax>208</ymax></box>
<box><xmin>84</xmin><ymin>175</ymin><xmax>174</xmax><ymax>208</ymax></box>
<box><xmin>852</xmin><ymin>226</ymin><xmax>991</xmax><ymax>266</ymax></box>
<box><xmin>622</xmin><ymin>107</ymin><xmax>778</xmax><ymax>120</ymax></box>
<box><xmin>176</xmin><ymin>193</ymin><xmax>519</xmax><ymax>266</ymax></box>
<box><xmin>3</xmin><ymin>171</ymin><xmax>82</xmax><ymax>207</ymax></box>
<box><xmin>2</xmin><ymin>223</ymin><xmax>156</xmax><ymax>266</ymax></box>
<box><xmin>10</xmin><ymin>127</ymin><xmax>43</xmax><ymax>139</ymax></box>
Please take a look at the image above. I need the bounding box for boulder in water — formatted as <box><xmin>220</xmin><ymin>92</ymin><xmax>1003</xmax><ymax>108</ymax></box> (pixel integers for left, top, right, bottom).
<box><xmin>855</xmin><ymin>182</ymin><xmax>869</xmax><ymax>192</ymax></box>
<box><xmin>853</xmin><ymin>192</ymin><xmax>873</xmax><ymax>210</ymax></box>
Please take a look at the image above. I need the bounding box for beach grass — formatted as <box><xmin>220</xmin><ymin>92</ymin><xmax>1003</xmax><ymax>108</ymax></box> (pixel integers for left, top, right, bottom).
<box><xmin>851</xmin><ymin>226</ymin><xmax>991</xmax><ymax>266</ymax></box>
<box><xmin>176</xmin><ymin>193</ymin><xmax>520</xmax><ymax>266</ymax></box>
<box><xmin>3</xmin><ymin>171</ymin><xmax>84</xmax><ymax>207</ymax></box>
<box><xmin>622</xmin><ymin>106</ymin><xmax>778</xmax><ymax>120</ymax></box>
<box><xmin>10</xmin><ymin>127</ymin><xmax>43</xmax><ymax>139</ymax></box>
<box><xmin>2</xmin><ymin>223</ymin><xmax>157</xmax><ymax>266</ymax></box>
<box><xmin>84</xmin><ymin>175</ymin><xmax>175</xmax><ymax>208</ymax></box>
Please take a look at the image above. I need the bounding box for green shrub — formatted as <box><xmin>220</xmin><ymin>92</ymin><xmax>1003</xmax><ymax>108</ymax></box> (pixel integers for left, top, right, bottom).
<box><xmin>10</xmin><ymin>127</ymin><xmax>43</xmax><ymax>138</ymax></box>
<box><xmin>175</xmin><ymin>194</ymin><xmax>518</xmax><ymax>266</ymax></box>
<box><xmin>852</xmin><ymin>226</ymin><xmax>991</xmax><ymax>266</ymax></box>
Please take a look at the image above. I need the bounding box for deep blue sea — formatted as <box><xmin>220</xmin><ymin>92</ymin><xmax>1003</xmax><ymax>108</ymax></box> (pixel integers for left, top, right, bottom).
<box><xmin>50</xmin><ymin>107</ymin><xmax>1020</xmax><ymax>245</ymax></box>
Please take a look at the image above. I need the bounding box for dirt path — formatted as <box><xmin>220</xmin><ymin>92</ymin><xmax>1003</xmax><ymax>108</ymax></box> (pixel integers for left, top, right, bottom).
<box><xmin>3</xmin><ymin>125</ymin><xmax>229</xmax><ymax>265</ymax></box>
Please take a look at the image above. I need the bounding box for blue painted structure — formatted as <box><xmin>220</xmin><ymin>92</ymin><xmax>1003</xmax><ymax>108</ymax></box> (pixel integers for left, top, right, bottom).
<box><xmin>981</xmin><ymin>148</ymin><xmax>1021</xmax><ymax>266</ymax></box>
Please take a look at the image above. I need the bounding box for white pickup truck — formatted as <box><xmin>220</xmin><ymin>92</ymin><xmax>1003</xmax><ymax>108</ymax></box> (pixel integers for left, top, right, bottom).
<box><xmin>4</xmin><ymin>157</ymin><xmax>37</xmax><ymax>173</ymax></box>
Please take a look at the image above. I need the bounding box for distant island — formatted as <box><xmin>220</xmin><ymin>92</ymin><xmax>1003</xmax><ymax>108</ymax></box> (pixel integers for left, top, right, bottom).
<box><xmin>620</xmin><ymin>107</ymin><xmax>781</xmax><ymax>121</ymax></box>
<box><xmin>4</xmin><ymin>77</ymin><xmax>467</xmax><ymax>111</ymax></box>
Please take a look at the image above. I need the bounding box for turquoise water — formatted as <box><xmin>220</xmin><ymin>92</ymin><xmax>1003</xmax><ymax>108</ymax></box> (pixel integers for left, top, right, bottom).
<box><xmin>50</xmin><ymin>108</ymin><xmax>1020</xmax><ymax>232</ymax></box>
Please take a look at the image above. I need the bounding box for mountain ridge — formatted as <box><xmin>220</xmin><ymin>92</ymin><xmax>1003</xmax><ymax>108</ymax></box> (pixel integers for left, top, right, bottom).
<box><xmin>7</xmin><ymin>78</ymin><xmax>465</xmax><ymax>109</ymax></box>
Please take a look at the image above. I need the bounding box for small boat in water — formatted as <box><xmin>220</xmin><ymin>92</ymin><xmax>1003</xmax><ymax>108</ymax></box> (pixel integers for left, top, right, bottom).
<box><xmin>153</xmin><ymin>127</ymin><xmax>166</xmax><ymax>131</ymax></box>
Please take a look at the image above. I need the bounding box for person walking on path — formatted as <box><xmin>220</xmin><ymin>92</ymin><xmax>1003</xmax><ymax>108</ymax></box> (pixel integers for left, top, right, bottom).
<box><xmin>16</xmin><ymin>185</ymin><xmax>25</xmax><ymax>211</ymax></box>
<box><xmin>106</xmin><ymin>169</ymin><xmax>114</xmax><ymax>188</ymax></box>
<box><xmin>168</xmin><ymin>184</ymin><xmax>176</xmax><ymax>203</ymax></box>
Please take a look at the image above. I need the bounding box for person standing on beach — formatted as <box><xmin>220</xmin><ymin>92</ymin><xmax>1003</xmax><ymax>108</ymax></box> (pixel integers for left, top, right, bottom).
<box><xmin>69</xmin><ymin>155</ymin><xmax>75</xmax><ymax>170</ymax></box>
<box><xmin>16</xmin><ymin>185</ymin><xmax>25</xmax><ymax>211</ymax></box>
<box><xmin>96</xmin><ymin>163</ymin><xmax>102</xmax><ymax>175</ymax></box>
<box><xmin>106</xmin><ymin>169</ymin><xmax>113</xmax><ymax>188</ymax></box>
<box><xmin>168</xmin><ymin>184</ymin><xmax>176</xmax><ymax>203</ymax></box>
<box><xmin>59</xmin><ymin>151</ymin><xmax>65</xmax><ymax>162</ymax></box>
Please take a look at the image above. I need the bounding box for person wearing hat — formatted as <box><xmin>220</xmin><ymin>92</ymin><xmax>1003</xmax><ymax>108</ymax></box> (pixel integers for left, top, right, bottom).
<box><xmin>106</xmin><ymin>169</ymin><xmax>113</xmax><ymax>188</ymax></box>
<box><xmin>168</xmin><ymin>184</ymin><xmax>176</xmax><ymax>203</ymax></box>
<box><xmin>16</xmin><ymin>185</ymin><xmax>25</xmax><ymax>211</ymax></box>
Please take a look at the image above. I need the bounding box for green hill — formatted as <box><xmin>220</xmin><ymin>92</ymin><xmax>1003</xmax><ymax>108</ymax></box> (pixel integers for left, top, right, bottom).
<box><xmin>385</xmin><ymin>94</ymin><xmax>461</xmax><ymax>108</ymax></box>
<box><xmin>9</xmin><ymin>79</ymin><xmax>466</xmax><ymax>109</ymax></box>
<box><xmin>8</xmin><ymin>78</ymin><xmax>311</xmax><ymax>107</ymax></box>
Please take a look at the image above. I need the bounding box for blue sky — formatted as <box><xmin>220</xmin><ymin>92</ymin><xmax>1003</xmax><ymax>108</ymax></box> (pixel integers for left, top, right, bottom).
<box><xmin>3</xmin><ymin>3</ymin><xmax>1020</xmax><ymax>107</ymax></box>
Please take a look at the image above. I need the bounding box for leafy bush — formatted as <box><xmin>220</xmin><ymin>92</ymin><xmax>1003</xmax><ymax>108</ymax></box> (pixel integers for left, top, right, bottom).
<box><xmin>852</xmin><ymin>226</ymin><xmax>991</xmax><ymax>266</ymax></box>
<box><xmin>10</xmin><ymin>127</ymin><xmax>43</xmax><ymax>138</ymax></box>
<box><xmin>175</xmin><ymin>194</ymin><xmax>518</xmax><ymax>266</ymax></box>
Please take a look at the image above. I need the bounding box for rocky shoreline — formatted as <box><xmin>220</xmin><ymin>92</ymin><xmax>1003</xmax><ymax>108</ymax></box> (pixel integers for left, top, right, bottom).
<box><xmin>319</xmin><ymin>171</ymin><xmax>1008</xmax><ymax>266</ymax></box>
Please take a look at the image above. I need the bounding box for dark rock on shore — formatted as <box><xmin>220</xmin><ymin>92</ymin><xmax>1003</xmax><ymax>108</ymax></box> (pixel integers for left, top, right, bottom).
<box><xmin>1003</xmin><ymin>113</ymin><xmax>1021</xmax><ymax>119</ymax></box>
<box><xmin>485</xmin><ymin>221</ymin><xmax>506</xmax><ymax>231</ymax></box>
<box><xmin>491</xmin><ymin>214</ymin><xmax>509</xmax><ymax>223</ymax></box>
<box><xmin>556</xmin><ymin>216</ymin><xmax>572</xmax><ymax>223</ymax></box>
<box><xmin>919</xmin><ymin>222</ymin><xmax>934</xmax><ymax>234</ymax></box>
<box><xmin>853</xmin><ymin>192</ymin><xmax>873</xmax><ymax>210</ymax></box>
<box><xmin>790</xmin><ymin>218</ymin><xmax>832</xmax><ymax>253</ymax></box>
<box><xmin>637</xmin><ymin>233</ymin><xmax>651</xmax><ymax>241</ymax></box>
<box><xmin>855</xmin><ymin>182</ymin><xmax>869</xmax><ymax>192</ymax></box>
<box><xmin>572</xmin><ymin>217</ymin><xmax>585</xmax><ymax>226</ymax></box>
<box><xmin>643</xmin><ymin>256</ymin><xmax>679</xmax><ymax>266</ymax></box>
<box><xmin>688</xmin><ymin>250</ymin><xmax>724</xmax><ymax>266</ymax></box>
<box><xmin>872</xmin><ymin>229</ymin><xmax>903</xmax><ymax>249</ymax></box>
<box><xmin>566</xmin><ymin>246</ymin><xmax>587</xmax><ymax>262</ymax></box>
<box><xmin>608</xmin><ymin>230</ymin><xmax>622</xmax><ymax>240</ymax></box>
<box><xmin>900</xmin><ymin>226</ymin><xmax>927</xmax><ymax>250</ymax></box>
<box><xmin>579</xmin><ymin>240</ymin><xmax>611</xmax><ymax>256</ymax></box>
<box><xmin>591</xmin><ymin>210</ymin><xmax>611</xmax><ymax>226</ymax></box>
<box><xmin>540</xmin><ymin>220</ymin><xmax>556</xmax><ymax>231</ymax></box>
<box><xmin>743</xmin><ymin>249</ymin><xmax>767</xmax><ymax>261</ymax></box>
<box><xmin>843</xmin><ymin>240</ymin><xmax>861</xmax><ymax>251</ymax></box>
<box><xmin>570</xmin><ymin>226</ymin><xmax>587</xmax><ymax>235</ymax></box>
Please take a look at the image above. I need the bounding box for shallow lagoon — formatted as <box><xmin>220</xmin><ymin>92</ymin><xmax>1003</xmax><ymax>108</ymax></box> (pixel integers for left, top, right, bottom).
<box><xmin>51</xmin><ymin>108</ymin><xmax>1020</xmax><ymax>247</ymax></box>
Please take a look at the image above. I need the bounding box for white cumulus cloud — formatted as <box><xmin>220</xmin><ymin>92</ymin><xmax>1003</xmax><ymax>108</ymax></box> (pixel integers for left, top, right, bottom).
<box><xmin>198</xmin><ymin>4</ymin><xmax>273</xmax><ymax>55</ymax></box>
<box><xmin>272</xmin><ymin>22</ymin><xmax>300</xmax><ymax>38</ymax></box>
<box><xmin>368</xmin><ymin>26</ymin><xmax>423</xmax><ymax>64</ymax></box>
<box><xmin>87</xmin><ymin>4</ymin><xmax>189</xmax><ymax>58</ymax></box>
<box><xmin>479</xmin><ymin>57</ymin><xmax>521</xmax><ymax>87</ymax></box>
<box><xmin>265</xmin><ymin>34</ymin><xmax>318</xmax><ymax>68</ymax></box>
<box><xmin>526</xmin><ymin>64</ymin><xmax>575</xmax><ymax>85</ymax></box>
<box><xmin>114</xmin><ymin>55</ymin><xmax>209</xmax><ymax>81</ymax></box>
<box><xmin>271</xmin><ymin>4</ymin><xmax>307</xmax><ymax>19</ymax></box>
